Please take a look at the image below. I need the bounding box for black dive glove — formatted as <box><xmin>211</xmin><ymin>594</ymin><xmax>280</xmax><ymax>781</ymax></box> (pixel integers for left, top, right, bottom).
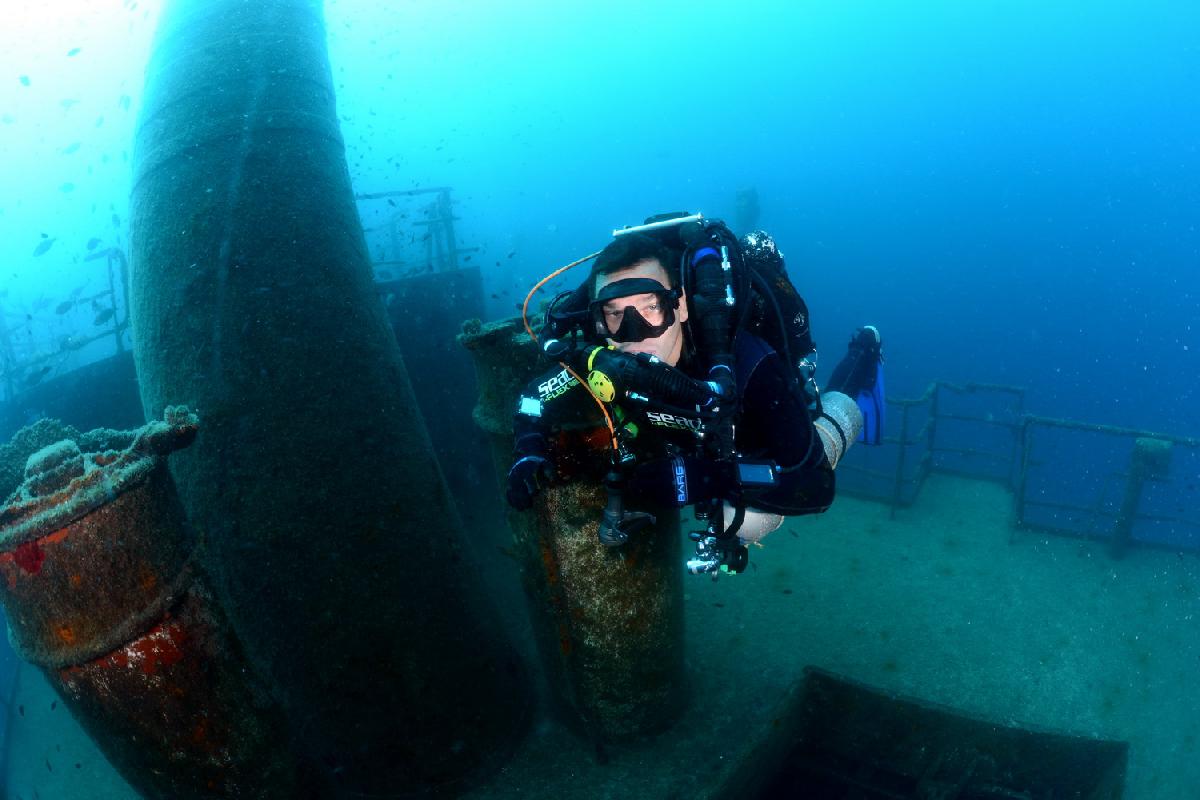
<box><xmin>506</xmin><ymin>455</ymin><xmax>554</xmax><ymax>511</ymax></box>
<box><xmin>826</xmin><ymin>325</ymin><xmax>883</xmax><ymax>397</ymax></box>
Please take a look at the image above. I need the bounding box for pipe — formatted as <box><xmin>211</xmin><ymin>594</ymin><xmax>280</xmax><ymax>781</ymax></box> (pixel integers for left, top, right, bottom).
<box><xmin>130</xmin><ymin>1</ymin><xmax>529</xmax><ymax>793</ymax></box>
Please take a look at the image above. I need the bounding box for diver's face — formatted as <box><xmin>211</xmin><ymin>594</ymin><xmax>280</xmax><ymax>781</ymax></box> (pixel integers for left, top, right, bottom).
<box><xmin>594</xmin><ymin>259</ymin><xmax>688</xmax><ymax>366</ymax></box>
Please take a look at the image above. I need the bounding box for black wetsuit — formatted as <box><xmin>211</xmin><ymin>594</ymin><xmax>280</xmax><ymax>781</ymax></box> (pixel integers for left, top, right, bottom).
<box><xmin>511</xmin><ymin>332</ymin><xmax>835</xmax><ymax>516</ymax></box>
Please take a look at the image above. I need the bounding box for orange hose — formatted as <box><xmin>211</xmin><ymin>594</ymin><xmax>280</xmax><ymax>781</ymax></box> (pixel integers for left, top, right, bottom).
<box><xmin>520</xmin><ymin>250</ymin><xmax>616</xmax><ymax>451</ymax></box>
<box><xmin>521</xmin><ymin>250</ymin><xmax>601</xmax><ymax>343</ymax></box>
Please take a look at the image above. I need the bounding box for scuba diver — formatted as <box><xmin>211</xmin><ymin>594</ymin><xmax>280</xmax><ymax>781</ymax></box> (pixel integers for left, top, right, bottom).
<box><xmin>505</xmin><ymin>212</ymin><xmax>884</xmax><ymax>575</ymax></box>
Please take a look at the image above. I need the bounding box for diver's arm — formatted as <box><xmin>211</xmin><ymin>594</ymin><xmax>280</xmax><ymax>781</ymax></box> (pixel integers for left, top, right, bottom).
<box><xmin>619</xmin><ymin>350</ymin><xmax>837</xmax><ymax>518</ymax></box>
<box><xmin>506</xmin><ymin>370</ymin><xmax>575</xmax><ymax>510</ymax></box>
<box><xmin>736</xmin><ymin>351</ymin><xmax>837</xmax><ymax>516</ymax></box>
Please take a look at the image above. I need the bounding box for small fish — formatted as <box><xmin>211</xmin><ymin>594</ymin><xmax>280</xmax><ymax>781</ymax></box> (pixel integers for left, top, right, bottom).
<box><xmin>118</xmin><ymin>94</ymin><xmax>131</xmax><ymax>110</ymax></box>
<box><xmin>60</xmin><ymin>98</ymin><xmax>79</xmax><ymax>109</ymax></box>
<box><xmin>60</xmin><ymin>182</ymin><xmax>75</xmax><ymax>193</ymax></box>
<box><xmin>1</xmin><ymin>112</ymin><xmax>14</xmax><ymax>124</ymax></box>
<box><xmin>70</xmin><ymin>284</ymin><xmax>85</xmax><ymax>297</ymax></box>
<box><xmin>781</xmin><ymin>588</ymin><xmax>793</xmax><ymax>595</ymax></box>
<box><xmin>19</xmin><ymin>75</ymin><xmax>30</xmax><ymax>87</ymax></box>
<box><xmin>464</xmin><ymin>255</ymin><xmax>472</xmax><ymax>262</ymax></box>
<box><xmin>18</xmin><ymin>704</ymin><xmax>24</xmax><ymax>716</ymax></box>
<box><xmin>63</xmin><ymin>141</ymin><xmax>81</xmax><ymax>154</ymax></box>
<box><xmin>51</xmin><ymin>701</ymin><xmax>57</xmax><ymax>710</ymax></box>
<box><xmin>112</xmin><ymin>213</ymin><xmax>121</xmax><ymax>228</ymax></box>
<box><xmin>55</xmin><ymin>301</ymin><xmax>74</xmax><ymax>315</ymax></box>
<box><xmin>93</xmin><ymin>308</ymin><xmax>116</xmax><ymax>326</ymax></box>
<box><xmin>33</xmin><ymin>237</ymin><xmax>56</xmax><ymax>257</ymax></box>
<box><xmin>387</xmin><ymin>198</ymin><xmax>396</xmax><ymax>206</ymax></box>
<box><xmin>45</xmin><ymin>758</ymin><xmax>52</xmax><ymax>772</ymax></box>
<box><xmin>67</xmin><ymin>47</ymin><xmax>81</xmax><ymax>56</ymax></box>
<box><xmin>712</xmin><ymin>602</ymin><xmax>725</xmax><ymax>608</ymax></box>
<box><xmin>95</xmin><ymin>115</ymin><xmax>105</xmax><ymax>128</ymax></box>
<box><xmin>87</xmin><ymin>237</ymin><xmax>101</xmax><ymax>250</ymax></box>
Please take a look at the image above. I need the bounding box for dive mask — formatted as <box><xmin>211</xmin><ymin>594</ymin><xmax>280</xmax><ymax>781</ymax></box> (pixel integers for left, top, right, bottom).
<box><xmin>590</xmin><ymin>278</ymin><xmax>681</xmax><ymax>343</ymax></box>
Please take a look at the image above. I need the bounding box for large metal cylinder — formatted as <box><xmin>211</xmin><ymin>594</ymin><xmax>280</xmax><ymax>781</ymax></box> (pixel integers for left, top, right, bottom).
<box><xmin>462</xmin><ymin>319</ymin><xmax>687</xmax><ymax>745</ymax></box>
<box><xmin>0</xmin><ymin>410</ymin><xmax>303</xmax><ymax>799</ymax></box>
<box><xmin>130</xmin><ymin>1</ymin><xmax>529</xmax><ymax>793</ymax></box>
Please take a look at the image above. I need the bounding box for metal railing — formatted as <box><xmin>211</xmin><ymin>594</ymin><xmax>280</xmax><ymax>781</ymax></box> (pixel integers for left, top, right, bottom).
<box><xmin>838</xmin><ymin>381</ymin><xmax>1200</xmax><ymax>556</ymax></box>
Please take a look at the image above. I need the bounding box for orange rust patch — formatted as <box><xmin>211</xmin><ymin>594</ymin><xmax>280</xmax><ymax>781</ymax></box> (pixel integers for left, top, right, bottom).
<box><xmin>138</xmin><ymin>572</ymin><xmax>158</xmax><ymax>591</ymax></box>
<box><xmin>56</xmin><ymin>626</ymin><xmax>77</xmax><ymax>645</ymax></box>
<box><xmin>100</xmin><ymin>620</ymin><xmax>188</xmax><ymax>675</ymax></box>
<box><xmin>0</xmin><ymin>527</ymin><xmax>73</xmax><ymax>575</ymax></box>
<box><xmin>12</xmin><ymin>542</ymin><xmax>45</xmax><ymax>574</ymax></box>
<box><xmin>69</xmin><ymin>574</ymin><xmax>83</xmax><ymax>587</ymax></box>
<box><xmin>42</xmin><ymin>529</ymin><xmax>70</xmax><ymax>546</ymax></box>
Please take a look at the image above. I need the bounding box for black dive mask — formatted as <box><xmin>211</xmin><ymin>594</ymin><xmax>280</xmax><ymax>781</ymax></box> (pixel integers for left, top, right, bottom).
<box><xmin>589</xmin><ymin>278</ymin><xmax>681</xmax><ymax>343</ymax></box>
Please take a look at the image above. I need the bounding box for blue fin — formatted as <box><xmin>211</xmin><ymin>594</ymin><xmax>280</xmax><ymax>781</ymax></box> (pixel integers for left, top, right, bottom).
<box><xmin>855</xmin><ymin>362</ymin><xmax>885</xmax><ymax>445</ymax></box>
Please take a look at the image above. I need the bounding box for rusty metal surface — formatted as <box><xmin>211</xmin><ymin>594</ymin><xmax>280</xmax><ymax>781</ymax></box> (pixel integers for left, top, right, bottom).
<box><xmin>57</xmin><ymin>589</ymin><xmax>303</xmax><ymax>799</ymax></box>
<box><xmin>0</xmin><ymin>462</ymin><xmax>191</xmax><ymax>669</ymax></box>
<box><xmin>0</xmin><ymin>409</ymin><xmax>305</xmax><ymax>799</ymax></box>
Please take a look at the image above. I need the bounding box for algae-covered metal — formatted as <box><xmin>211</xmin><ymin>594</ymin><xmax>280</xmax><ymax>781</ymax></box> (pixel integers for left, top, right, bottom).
<box><xmin>130</xmin><ymin>1</ymin><xmax>530</xmax><ymax>793</ymax></box>
<box><xmin>463</xmin><ymin>318</ymin><xmax>687</xmax><ymax>744</ymax></box>
<box><xmin>523</xmin><ymin>481</ymin><xmax>685</xmax><ymax>743</ymax></box>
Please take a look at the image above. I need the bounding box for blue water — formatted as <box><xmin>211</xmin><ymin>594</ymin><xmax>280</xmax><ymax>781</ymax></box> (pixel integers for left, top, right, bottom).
<box><xmin>326</xmin><ymin>1</ymin><xmax>1200</xmax><ymax>438</ymax></box>
<box><xmin>2</xmin><ymin>1</ymin><xmax>1196</xmax><ymax>437</ymax></box>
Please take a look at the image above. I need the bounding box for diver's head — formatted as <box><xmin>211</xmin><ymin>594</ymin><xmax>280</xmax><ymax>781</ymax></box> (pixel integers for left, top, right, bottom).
<box><xmin>589</xmin><ymin>233</ymin><xmax>688</xmax><ymax>365</ymax></box>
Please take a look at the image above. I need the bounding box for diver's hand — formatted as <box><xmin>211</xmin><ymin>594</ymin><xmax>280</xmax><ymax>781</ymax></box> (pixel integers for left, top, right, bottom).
<box><xmin>506</xmin><ymin>455</ymin><xmax>555</xmax><ymax>511</ymax></box>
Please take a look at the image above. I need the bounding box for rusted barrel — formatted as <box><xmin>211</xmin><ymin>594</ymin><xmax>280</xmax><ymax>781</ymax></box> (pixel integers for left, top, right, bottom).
<box><xmin>0</xmin><ymin>409</ymin><xmax>304</xmax><ymax>799</ymax></box>
<box><xmin>462</xmin><ymin>318</ymin><xmax>687</xmax><ymax>746</ymax></box>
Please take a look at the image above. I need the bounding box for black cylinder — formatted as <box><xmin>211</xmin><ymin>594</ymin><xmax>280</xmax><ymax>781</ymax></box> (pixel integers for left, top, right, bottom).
<box><xmin>130</xmin><ymin>1</ymin><xmax>529</xmax><ymax>793</ymax></box>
